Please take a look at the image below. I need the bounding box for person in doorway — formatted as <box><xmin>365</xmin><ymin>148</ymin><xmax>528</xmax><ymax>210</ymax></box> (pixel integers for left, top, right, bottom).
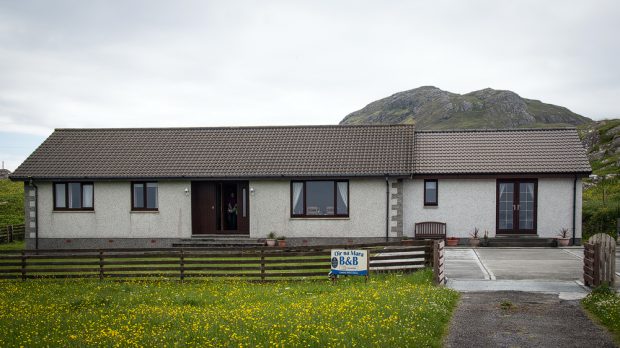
<box><xmin>226</xmin><ymin>192</ymin><xmax>237</xmax><ymax>230</ymax></box>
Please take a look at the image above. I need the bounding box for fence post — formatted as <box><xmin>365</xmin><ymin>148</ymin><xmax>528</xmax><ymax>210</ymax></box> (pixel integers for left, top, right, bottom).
<box><xmin>20</xmin><ymin>251</ymin><xmax>26</xmax><ymax>281</ymax></box>
<box><xmin>593</xmin><ymin>243</ymin><xmax>601</xmax><ymax>287</ymax></box>
<box><xmin>260</xmin><ymin>249</ymin><xmax>265</xmax><ymax>281</ymax></box>
<box><xmin>8</xmin><ymin>225</ymin><xmax>13</xmax><ymax>243</ymax></box>
<box><xmin>99</xmin><ymin>250</ymin><xmax>104</xmax><ymax>280</ymax></box>
<box><xmin>180</xmin><ymin>249</ymin><xmax>185</xmax><ymax>283</ymax></box>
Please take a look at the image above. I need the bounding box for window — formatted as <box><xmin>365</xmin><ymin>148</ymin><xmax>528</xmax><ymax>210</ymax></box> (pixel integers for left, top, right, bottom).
<box><xmin>291</xmin><ymin>180</ymin><xmax>348</xmax><ymax>217</ymax></box>
<box><xmin>424</xmin><ymin>179</ymin><xmax>438</xmax><ymax>206</ymax></box>
<box><xmin>53</xmin><ymin>182</ymin><xmax>94</xmax><ymax>210</ymax></box>
<box><xmin>132</xmin><ymin>182</ymin><xmax>158</xmax><ymax>210</ymax></box>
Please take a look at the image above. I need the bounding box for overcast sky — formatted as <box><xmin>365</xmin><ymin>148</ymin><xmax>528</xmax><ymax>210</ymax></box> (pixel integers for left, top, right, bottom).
<box><xmin>1</xmin><ymin>0</ymin><xmax>619</xmax><ymax>170</ymax></box>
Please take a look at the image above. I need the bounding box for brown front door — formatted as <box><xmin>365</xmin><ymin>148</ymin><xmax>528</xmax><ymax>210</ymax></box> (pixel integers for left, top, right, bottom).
<box><xmin>191</xmin><ymin>181</ymin><xmax>249</xmax><ymax>235</ymax></box>
<box><xmin>496</xmin><ymin>179</ymin><xmax>537</xmax><ymax>234</ymax></box>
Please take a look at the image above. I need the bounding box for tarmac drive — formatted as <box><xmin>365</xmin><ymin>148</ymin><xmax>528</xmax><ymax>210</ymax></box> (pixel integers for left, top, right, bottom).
<box><xmin>444</xmin><ymin>291</ymin><xmax>617</xmax><ymax>348</ymax></box>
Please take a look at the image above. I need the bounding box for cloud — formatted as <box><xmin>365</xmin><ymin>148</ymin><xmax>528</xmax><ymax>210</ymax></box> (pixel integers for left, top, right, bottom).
<box><xmin>0</xmin><ymin>0</ymin><xmax>618</xmax><ymax>142</ymax></box>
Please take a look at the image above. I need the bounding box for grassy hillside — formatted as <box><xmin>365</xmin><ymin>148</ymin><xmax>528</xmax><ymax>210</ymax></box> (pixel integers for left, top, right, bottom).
<box><xmin>579</xmin><ymin>119</ymin><xmax>620</xmax><ymax>241</ymax></box>
<box><xmin>0</xmin><ymin>179</ymin><xmax>24</xmax><ymax>226</ymax></box>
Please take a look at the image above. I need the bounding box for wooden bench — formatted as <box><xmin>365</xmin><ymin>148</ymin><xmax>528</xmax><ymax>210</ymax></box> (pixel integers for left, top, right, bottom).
<box><xmin>414</xmin><ymin>222</ymin><xmax>447</xmax><ymax>241</ymax></box>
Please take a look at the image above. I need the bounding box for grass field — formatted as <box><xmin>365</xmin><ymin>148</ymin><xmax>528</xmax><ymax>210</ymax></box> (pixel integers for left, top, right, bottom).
<box><xmin>0</xmin><ymin>270</ymin><xmax>458</xmax><ymax>347</ymax></box>
<box><xmin>0</xmin><ymin>179</ymin><xmax>24</xmax><ymax>226</ymax></box>
<box><xmin>582</xmin><ymin>286</ymin><xmax>620</xmax><ymax>344</ymax></box>
<box><xmin>0</xmin><ymin>240</ymin><xmax>24</xmax><ymax>251</ymax></box>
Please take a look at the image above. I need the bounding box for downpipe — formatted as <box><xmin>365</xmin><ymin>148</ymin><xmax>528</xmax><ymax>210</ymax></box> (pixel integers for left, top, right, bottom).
<box><xmin>572</xmin><ymin>176</ymin><xmax>577</xmax><ymax>246</ymax></box>
<box><xmin>385</xmin><ymin>176</ymin><xmax>389</xmax><ymax>241</ymax></box>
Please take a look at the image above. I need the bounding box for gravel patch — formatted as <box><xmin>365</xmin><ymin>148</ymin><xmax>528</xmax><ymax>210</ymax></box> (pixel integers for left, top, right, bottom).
<box><xmin>445</xmin><ymin>291</ymin><xmax>617</xmax><ymax>348</ymax></box>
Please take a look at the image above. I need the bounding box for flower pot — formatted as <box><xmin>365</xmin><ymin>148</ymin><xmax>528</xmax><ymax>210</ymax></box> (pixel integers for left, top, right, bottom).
<box><xmin>446</xmin><ymin>238</ymin><xmax>459</xmax><ymax>247</ymax></box>
<box><xmin>266</xmin><ymin>239</ymin><xmax>276</xmax><ymax>247</ymax></box>
<box><xmin>277</xmin><ymin>239</ymin><xmax>287</xmax><ymax>247</ymax></box>
<box><xmin>402</xmin><ymin>239</ymin><xmax>415</xmax><ymax>246</ymax></box>
<box><xmin>557</xmin><ymin>238</ymin><xmax>570</xmax><ymax>247</ymax></box>
<box><xmin>469</xmin><ymin>238</ymin><xmax>480</xmax><ymax>247</ymax></box>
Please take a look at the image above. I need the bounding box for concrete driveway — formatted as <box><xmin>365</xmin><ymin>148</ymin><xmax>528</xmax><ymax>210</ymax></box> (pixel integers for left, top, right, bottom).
<box><xmin>444</xmin><ymin>247</ymin><xmax>603</xmax><ymax>299</ymax></box>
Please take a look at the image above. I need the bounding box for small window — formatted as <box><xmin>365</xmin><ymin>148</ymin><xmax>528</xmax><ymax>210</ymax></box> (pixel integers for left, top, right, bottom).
<box><xmin>132</xmin><ymin>182</ymin><xmax>158</xmax><ymax>211</ymax></box>
<box><xmin>424</xmin><ymin>179</ymin><xmax>438</xmax><ymax>206</ymax></box>
<box><xmin>291</xmin><ymin>180</ymin><xmax>348</xmax><ymax>217</ymax></box>
<box><xmin>53</xmin><ymin>182</ymin><xmax>94</xmax><ymax>210</ymax></box>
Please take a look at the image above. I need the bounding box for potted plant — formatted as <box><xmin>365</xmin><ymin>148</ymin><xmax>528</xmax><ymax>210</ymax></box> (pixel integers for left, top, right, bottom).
<box><xmin>277</xmin><ymin>236</ymin><xmax>287</xmax><ymax>247</ymax></box>
<box><xmin>402</xmin><ymin>237</ymin><xmax>415</xmax><ymax>246</ymax></box>
<box><xmin>481</xmin><ymin>230</ymin><xmax>489</xmax><ymax>247</ymax></box>
<box><xmin>557</xmin><ymin>228</ymin><xmax>570</xmax><ymax>247</ymax></box>
<box><xmin>469</xmin><ymin>227</ymin><xmax>480</xmax><ymax>247</ymax></box>
<box><xmin>266</xmin><ymin>232</ymin><xmax>276</xmax><ymax>247</ymax></box>
<box><xmin>446</xmin><ymin>237</ymin><xmax>459</xmax><ymax>247</ymax></box>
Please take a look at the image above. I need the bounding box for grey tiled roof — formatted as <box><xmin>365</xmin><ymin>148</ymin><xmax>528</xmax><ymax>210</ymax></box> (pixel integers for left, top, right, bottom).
<box><xmin>413</xmin><ymin>128</ymin><xmax>591</xmax><ymax>174</ymax></box>
<box><xmin>11</xmin><ymin>125</ymin><xmax>415</xmax><ymax>179</ymax></box>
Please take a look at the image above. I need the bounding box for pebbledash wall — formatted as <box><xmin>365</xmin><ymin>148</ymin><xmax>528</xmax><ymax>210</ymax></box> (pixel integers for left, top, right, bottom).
<box><xmin>24</xmin><ymin>177</ymin><xmax>581</xmax><ymax>249</ymax></box>
<box><xmin>402</xmin><ymin>177</ymin><xmax>582</xmax><ymax>240</ymax></box>
<box><xmin>248</xmin><ymin>178</ymin><xmax>403</xmax><ymax>243</ymax></box>
<box><xmin>26</xmin><ymin>181</ymin><xmax>192</xmax><ymax>249</ymax></box>
<box><xmin>25</xmin><ymin>178</ymin><xmax>405</xmax><ymax>248</ymax></box>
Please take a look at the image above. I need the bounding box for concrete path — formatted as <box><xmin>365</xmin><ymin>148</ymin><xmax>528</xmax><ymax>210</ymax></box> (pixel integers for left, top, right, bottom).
<box><xmin>445</xmin><ymin>247</ymin><xmax>592</xmax><ymax>299</ymax></box>
<box><xmin>445</xmin><ymin>291</ymin><xmax>617</xmax><ymax>348</ymax></box>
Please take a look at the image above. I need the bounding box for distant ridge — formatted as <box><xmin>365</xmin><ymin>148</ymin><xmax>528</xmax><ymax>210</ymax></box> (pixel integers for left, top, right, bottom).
<box><xmin>340</xmin><ymin>86</ymin><xmax>592</xmax><ymax>129</ymax></box>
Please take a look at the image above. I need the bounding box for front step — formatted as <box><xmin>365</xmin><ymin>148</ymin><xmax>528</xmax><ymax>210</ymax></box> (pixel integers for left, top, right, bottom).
<box><xmin>487</xmin><ymin>237</ymin><xmax>555</xmax><ymax>248</ymax></box>
<box><xmin>173</xmin><ymin>237</ymin><xmax>265</xmax><ymax>248</ymax></box>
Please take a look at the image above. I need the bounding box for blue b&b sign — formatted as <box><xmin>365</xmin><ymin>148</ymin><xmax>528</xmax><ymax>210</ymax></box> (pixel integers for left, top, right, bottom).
<box><xmin>330</xmin><ymin>249</ymin><xmax>369</xmax><ymax>276</ymax></box>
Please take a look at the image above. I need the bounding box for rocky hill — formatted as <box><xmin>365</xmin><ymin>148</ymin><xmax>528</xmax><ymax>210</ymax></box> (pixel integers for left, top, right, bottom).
<box><xmin>579</xmin><ymin>119</ymin><xmax>620</xmax><ymax>176</ymax></box>
<box><xmin>340</xmin><ymin>86</ymin><xmax>592</xmax><ymax>129</ymax></box>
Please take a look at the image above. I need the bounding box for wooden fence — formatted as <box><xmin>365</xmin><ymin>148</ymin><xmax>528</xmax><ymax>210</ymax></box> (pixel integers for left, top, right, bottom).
<box><xmin>432</xmin><ymin>240</ymin><xmax>445</xmax><ymax>285</ymax></box>
<box><xmin>0</xmin><ymin>241</ymin><xmax>438</xmax><ymax>281</ymax></box>
<box><xmin>0</xmin><ymin>224</ymin><xmax>25</xmax><ymax>244</ymax></box>
<box><xmin>583</xmin><ymin>233</ymin><xmax>616</xmax><ymax>287</ymax></box>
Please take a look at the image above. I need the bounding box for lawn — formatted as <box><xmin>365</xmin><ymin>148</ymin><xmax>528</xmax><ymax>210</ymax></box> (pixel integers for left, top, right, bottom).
<box><xmin>582</xmin><ymin>286</ymin><xmax>620</xmax><ymax>344</ymax></box>
<box><xmin>0</xmin><ymin>270</ymin><xmax>458</xmax><ymax>347</ymax></box>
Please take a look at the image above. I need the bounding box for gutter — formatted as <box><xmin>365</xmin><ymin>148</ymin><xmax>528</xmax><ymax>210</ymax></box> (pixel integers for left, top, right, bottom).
<box><xmin>572</xmin><ymin>175</ymin><xmax>577</xmax><ymax>246</ymax></box>
<box><xmin>28</xmin><ymin>178</ymin><xmax>38</xmax><ymax>250</ymax></box>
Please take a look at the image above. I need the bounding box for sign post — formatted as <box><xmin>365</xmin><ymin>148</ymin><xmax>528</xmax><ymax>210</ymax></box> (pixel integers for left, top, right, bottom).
<box><xmin>330</xmin><ymin>249</ymin><xmax>369</xmax><ymax>283</ymax></box>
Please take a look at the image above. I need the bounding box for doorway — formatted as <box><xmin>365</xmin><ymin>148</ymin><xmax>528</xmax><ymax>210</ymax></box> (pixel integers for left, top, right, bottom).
<box><xmin>496</xmin><ymin>179</ymin><xmax>537</xmax><ymax>234</ymax></box>
<box><xmin>191</xmin><ymin>181</ymin><xmax>249</xmax><ymax>235</ymax></box>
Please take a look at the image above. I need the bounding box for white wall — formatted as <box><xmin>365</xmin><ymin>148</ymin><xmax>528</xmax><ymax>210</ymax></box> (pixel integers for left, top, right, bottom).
<box><xmin>37</xmin><ymin>181</ymin><xmax>192</xmax><ymax>238</ymax></box>
<box><xmin>404</xmin><ymin>179</ymin><xmax>497</xmax><ymax>238</ymax></box>
<box><xmin>538</xmin><ymin>178</ymin><xmax>582</xmax><ymax>238</ymax></box>
<box><xmin>249</xmin><ymin>179</ymin><xmax>388</xmax><ymax>238</ymax></box>
<box><xmin>403</xmin><ymin>178</ymin><xmax>582</xmax><ymax>239</ymax></box>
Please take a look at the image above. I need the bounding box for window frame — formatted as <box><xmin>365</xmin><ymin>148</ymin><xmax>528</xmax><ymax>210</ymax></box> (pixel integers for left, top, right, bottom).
<box><xmin>423</xmin><ymin>179</ymin><xmax>438</xmax><ymax>206</ymax></box>
<box><xmin>131</xmin><ymin>182</ymin><xmax>159</xmax><ymax>211</ymax></box>
<box><xmin>290</xmin><ymin>180</ymin><xmax>349</xmax><ymax>218</ymax></box>
<box><xmin>53</xmin><ymin>182</ymin><xmax>95</xmax><ymax>211</ymax></box>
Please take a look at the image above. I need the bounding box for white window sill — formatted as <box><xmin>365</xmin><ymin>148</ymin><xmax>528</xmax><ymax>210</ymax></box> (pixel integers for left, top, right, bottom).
<box><xmin>289</xmin><ymin>217</ymin><xmax>350</xmax><ymax>221</ymax></box>
<box><xmin>130</xmin><ymin>211</ymin><xmax>159</xmax><ymax>214</ymax></box>
<box><xmin>423</xmin><ymin>205</ymin><xmax>438</xmax><ymax>209</ymax></box>
<box><xmin>53</xmin><ymin>210</ymin><xmax>95</xmax><ymax>213</ymax></box>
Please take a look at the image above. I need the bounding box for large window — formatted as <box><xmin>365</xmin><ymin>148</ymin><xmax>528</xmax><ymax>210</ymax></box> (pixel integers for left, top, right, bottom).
<box><xmin>53</xmin><ymin>182</ymin><xmax>94</xmax><ymax>210</ymax></box>
<box><xmin>291</xmin><ymin>180</ymin><xmax>348</xmax><ymax>217</ymax></box>
<box><xmin>132</xmin><ymin>182</ymin><xmax>158</xmax><ymax>211</ymax></box>
<box><xmin>424</xmin><ymin>179</ymin><xmax>438</xmax><ymax>206</ymax></box>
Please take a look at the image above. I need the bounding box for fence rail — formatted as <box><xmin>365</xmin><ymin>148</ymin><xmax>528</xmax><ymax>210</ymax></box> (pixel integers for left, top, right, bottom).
<box><xmin>0</xmin><ymin>240</ymin><xmax>435</xmax><ymax>281</ymax></box>
<box><xmin>0</xmin><ymin>224</ymin><xmax>25</xmax><ymax>244</ymax></box>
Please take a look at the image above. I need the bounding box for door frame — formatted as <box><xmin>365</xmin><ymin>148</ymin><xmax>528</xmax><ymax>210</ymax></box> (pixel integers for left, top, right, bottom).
<box><xmin>191</xmin><ymin>180</ymin><xmax>250</xmax><ymax>235</ymax></box>
<box><xmin>495</xmin><ymin>179</ymin><xmax>538</xmax><ymax>235</ymax></box>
